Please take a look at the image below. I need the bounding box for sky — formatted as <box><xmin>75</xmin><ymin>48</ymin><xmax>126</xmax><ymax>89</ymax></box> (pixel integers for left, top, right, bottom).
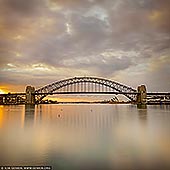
<box><xmin>0</xmin><ymin>0</ymin><xmax>170</xmax><ymax>94</ymax></box>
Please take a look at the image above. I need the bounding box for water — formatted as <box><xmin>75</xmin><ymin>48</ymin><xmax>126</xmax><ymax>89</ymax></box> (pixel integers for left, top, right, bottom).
<box><xmin>0</xmin><ymin>104</ymin><xmax>170</xmax><ymax>170</ymax></box>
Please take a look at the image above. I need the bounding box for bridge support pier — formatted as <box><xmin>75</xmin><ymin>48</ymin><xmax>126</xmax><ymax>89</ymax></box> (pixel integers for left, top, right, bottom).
<box><xmin>136</xmin><ymin>85</ymin><xmax>147</xmax><ymax>109</ymax></box>
<box><xmin>25</xmin><ymin>86</ymin><xmax>35</xmax><ymax>105</ymax></box>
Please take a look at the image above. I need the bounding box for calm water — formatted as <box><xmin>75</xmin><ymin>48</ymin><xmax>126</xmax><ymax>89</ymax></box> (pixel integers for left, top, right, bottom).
<box><xmin>0</xmin><ymin>104</ymin><xmax>170</xmax><ymax>170</ymax></box>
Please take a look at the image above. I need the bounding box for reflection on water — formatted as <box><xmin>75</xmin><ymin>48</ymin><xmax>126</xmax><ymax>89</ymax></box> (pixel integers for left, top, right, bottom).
<box><xmin>138</xmin><ymin>109</ymin><xmax>147</xmax><ymax>122</ymax></box>
<box><xmin>24</xmin><ymin>105</ymin><xmax>35</xmax><ymax>126</ymax></box>
<box><xmin>0</xmin><ymin>104</ymin><xmax>170</xmax><ymax>170</ymax></box>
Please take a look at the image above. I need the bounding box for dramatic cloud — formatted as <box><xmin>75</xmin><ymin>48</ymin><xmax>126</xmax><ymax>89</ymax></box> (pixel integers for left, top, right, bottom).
<box><xmin>0</xmin><ymin>0</ymin><xmax>170</xmax><ymax>92</ymax></box>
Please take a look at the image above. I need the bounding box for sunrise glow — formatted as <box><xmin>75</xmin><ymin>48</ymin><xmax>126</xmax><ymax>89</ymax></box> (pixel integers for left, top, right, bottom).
<box><xmin>0</xmin><ymin>89</ymin><xmax>5</xmax><ymax>94</ymax></box>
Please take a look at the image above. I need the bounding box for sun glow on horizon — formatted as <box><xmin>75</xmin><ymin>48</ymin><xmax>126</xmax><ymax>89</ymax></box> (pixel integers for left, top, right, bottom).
<box><xmin>0</xmin><ymin>89</ymin><xmax>6</xmax><ymax>94</ymax></box>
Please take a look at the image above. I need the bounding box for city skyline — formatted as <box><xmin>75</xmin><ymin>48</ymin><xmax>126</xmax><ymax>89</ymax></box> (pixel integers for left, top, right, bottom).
<box><xmin>0</xmin><ymin>0</ymin><xmax>170</xmax><ymax>93</ymax></box>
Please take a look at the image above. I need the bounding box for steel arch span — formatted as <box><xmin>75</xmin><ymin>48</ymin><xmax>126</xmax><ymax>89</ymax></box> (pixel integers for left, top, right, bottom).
<box><xmin>35</xmin><ymin>76</ymin><xmax>137</xmax><ymax>102</ymax></box>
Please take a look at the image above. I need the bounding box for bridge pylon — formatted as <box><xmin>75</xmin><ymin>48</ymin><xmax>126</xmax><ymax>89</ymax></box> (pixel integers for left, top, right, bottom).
<box><xmin>25</xmin><ymin>86</ymin><xmax>35</xmax><ymax>105</ymax></box>
<box><xmin>136</xmin><ymin>85</ymin><xmax>147</xmax><ymax>109</ymax></box>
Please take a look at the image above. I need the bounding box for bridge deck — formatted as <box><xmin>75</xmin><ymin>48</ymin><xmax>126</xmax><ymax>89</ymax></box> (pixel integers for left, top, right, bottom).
<box><xmin>0</xmin><ymin>92</ymin><xmax>170</xmax><ymax>96</ymax></box>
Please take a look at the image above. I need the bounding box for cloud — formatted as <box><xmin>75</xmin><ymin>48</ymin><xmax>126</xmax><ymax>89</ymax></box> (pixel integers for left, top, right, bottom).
<box><xmin>1</xmin><ymin>0</ymin><xmax>42</xmax><ymax>15</ymax></box>
<box><xmin>0</xmin><ymin>0</ymin><xmax>170</xmax><ymax>91</ymax></box>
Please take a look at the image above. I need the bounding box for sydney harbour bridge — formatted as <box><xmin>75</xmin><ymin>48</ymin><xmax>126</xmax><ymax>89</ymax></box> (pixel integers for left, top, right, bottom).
<box><xmin>0</xmin><ymin>76</ymin><xmax>170</xmax><ymax>108</ymax></box>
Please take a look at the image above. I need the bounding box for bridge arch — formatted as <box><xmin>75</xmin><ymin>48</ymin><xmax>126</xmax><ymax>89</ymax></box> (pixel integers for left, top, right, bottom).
<box><xmin>35</xmin><ymin>77</ymin><xmax>137</xmax><ymax>102</ymax></box>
